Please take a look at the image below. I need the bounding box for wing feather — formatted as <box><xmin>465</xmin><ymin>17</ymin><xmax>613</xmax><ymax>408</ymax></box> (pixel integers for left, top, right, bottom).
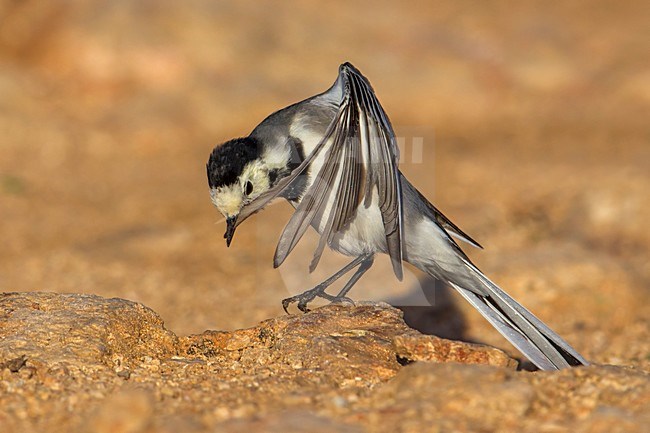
<box><xmin>244</xmin><ymin>63</ymin><xmax>404</xmax><ymax>278</ymax></box>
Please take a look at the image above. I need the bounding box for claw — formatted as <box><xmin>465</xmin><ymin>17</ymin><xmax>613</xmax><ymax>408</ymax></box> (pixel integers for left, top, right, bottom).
<box><xmin>297</xmin><ymin>300</ymin><xmax>311</xmax><ymax>313</ymax></box>
<box><xmin>281</xmin><ymin>286</ymin><xmax>329</xmax><ymax>314</ymax></box>
<box><xmin>282</xmin><ymin>298</ymin><xmax>292</xmax><ymax>314</ymax></box>
<box><xmin>282</xmin><ymin>293</ymin><xmax>314</xmax><ymax>314</ymax></box>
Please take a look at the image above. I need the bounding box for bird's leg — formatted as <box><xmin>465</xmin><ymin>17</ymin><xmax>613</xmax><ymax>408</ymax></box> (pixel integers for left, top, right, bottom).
<box><xmin>333</xmin><ymin>255</ymin><xmax>374</xmax><ymax>300</ymax></box>
<box><xmin>282</xmin><ymin>253</ymin><xmax>373</xmax><ymax>313</ymax></box>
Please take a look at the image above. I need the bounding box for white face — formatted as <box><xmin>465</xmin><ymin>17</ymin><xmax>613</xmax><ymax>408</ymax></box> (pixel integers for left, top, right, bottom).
<box><xmin>210</xmin><ymin>160</ymin><xmax>271</xmax><ymax>218</ymax></box>
<box><xmin>210</xmin><ymin>183</ymin><xmax>243</xmax><ymax>218</ymax></box>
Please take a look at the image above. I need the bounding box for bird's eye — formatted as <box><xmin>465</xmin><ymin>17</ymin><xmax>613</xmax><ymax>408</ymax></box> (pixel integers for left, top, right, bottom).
<box><xmin>244</xmin><ymin>180</ymin><xmax>254</xmax><ymax>196</ymax></box>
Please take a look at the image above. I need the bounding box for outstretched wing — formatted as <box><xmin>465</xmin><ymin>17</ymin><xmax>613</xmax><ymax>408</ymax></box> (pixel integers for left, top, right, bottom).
<box><xmin>273</xmin><ymin>62</ymin><xmax>404</xmax><ymax>279</ymax></box>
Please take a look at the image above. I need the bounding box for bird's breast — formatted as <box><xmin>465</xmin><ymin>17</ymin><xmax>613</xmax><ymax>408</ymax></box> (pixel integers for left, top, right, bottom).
<box><xmin>331</xmin><ymin>194</ymin><xmax>388</xmax><ymax>256</ymax></box>
<box><xmin>287</xmin><ymin>187</ymin><xmax>387</xmax><ymax>257</ymax></box>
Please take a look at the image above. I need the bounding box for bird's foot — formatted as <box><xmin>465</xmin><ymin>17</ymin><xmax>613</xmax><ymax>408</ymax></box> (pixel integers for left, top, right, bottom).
<box><xmin>282</xmin><ymin>286</ymin><xmax>354</xmax><ymax>313</ymax></box>
<box><xmin>282</xmin><ymin>286</ymin><xmax>334</xmax><ymax>313</ymax></box>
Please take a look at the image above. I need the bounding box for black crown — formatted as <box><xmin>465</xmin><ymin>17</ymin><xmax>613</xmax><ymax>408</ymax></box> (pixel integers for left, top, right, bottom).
<box><xmin>207</xmin><ymin>137</ymin><xmax>262</xmax><ymax>189</ymax></box>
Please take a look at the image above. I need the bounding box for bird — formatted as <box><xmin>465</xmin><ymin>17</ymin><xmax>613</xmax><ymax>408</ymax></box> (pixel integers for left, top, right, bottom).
<box><xmin>206</xmin><ymin>62</ymin><xmax>588</xmax><ymax>370</ymax></box>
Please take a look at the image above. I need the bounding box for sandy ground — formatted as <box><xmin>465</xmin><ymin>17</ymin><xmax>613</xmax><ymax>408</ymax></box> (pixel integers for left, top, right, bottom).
<box><xmin>1</xmin><ymin>0</ymin><xmax>649</xmax><ymax>369</ymax></box>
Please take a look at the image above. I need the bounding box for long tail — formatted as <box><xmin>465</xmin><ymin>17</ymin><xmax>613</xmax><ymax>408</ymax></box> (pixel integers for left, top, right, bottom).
<box><xmin>445</xmin><ymin>262</ymin><xmax>588</xmax><ymax>370</ymax></box>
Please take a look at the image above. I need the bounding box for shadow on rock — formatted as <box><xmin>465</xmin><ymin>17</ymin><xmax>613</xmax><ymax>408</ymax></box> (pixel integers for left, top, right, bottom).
<box><xmin>391</xmin><ymin>275</ymin><xmax>469</xmax><ymax>341</ymax></box>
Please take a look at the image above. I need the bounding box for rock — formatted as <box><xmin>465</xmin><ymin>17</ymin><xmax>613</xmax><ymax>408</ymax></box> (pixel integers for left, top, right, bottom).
<box><xmin>1</xmin><ymin>292</ymin><xmax>648</xmax><ymax>433</ymax></box>
<box><xmin>393</xmin><ymin>333</ymin><xmax>518</xmax><ymax>369</ymax></box>
<box><xmin>0</xmin><ymin>292</ymin><xmax>178</xmax><ymax>370</ymax></box>
<box><xmin>356</xmin><ymin>363</ymin><xmax>650</xmax><ymax>432</ymax></box>
<box><xmin>358</xmin><ymin>363</ymin><xmax>535</xmax><ymax>432</ymax></box>
<box><xmin>0</xmin><ymin>355</ymin><xmax>27</xmax><ymax>372</ymax></box>
<box><xmin>179</xmin><ymin>303</ymin><xmax>422</xmax><ymax>386</ymax></box>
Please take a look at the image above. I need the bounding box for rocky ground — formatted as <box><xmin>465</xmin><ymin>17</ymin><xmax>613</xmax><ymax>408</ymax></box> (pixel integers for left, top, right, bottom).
<box><xmin>1</xmin><ymin>1</ymin><xmax>649</xmax><ymax>432</ymax></box>
<box><xmin>2</xmin><ymin>292</ymin><xmax>648</xmax><ymax>432</ymax></box>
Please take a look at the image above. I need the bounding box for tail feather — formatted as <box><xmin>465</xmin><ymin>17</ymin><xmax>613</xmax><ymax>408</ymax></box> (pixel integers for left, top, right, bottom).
<box><xmin>450</xmin><ymin>282</ymin><xmax>557</xmax><ymax>370</ymax></box>
<box><xmin>447</xmin><ymin>263</ymin><xmax>588</xmax><ymax>370</ymax></box>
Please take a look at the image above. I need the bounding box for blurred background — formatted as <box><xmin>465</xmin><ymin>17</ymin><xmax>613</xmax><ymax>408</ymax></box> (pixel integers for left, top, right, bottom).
<box><xmin>0</xmin><ymin>0</ymin><xmax>648</xmax><ymax>366</ymax></box>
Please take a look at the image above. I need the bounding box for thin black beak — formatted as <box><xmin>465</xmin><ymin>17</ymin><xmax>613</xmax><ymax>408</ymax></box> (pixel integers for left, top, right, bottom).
<box><xmin>224</xmin><ymin>216</ymin><xmax>237</xmax><ymax>247</ymax></box>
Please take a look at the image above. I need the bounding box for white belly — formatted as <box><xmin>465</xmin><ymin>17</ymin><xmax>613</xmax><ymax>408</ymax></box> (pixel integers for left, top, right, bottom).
<box><xmin>330</xmin><ymin>191</ymin><xmax>387</xmax><ymax>256</ymax></box>
<box><xmin>288</xmin><ymin>189</ymin><xmax>387</xmax><ymax>257</ymax></box>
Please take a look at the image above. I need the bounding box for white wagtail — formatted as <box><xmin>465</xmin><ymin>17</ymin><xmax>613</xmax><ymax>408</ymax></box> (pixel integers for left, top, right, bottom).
<box><xmin>206</xmin><ymin>62</ymin><xmax>588</xmax><ymax>370</ymax></box>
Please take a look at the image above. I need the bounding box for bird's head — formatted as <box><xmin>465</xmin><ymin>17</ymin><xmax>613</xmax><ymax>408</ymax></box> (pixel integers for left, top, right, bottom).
<box><xmin>207</xmin><ymin>137</ymin><xmax>274</xmax><ymax>247</ymax></box>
